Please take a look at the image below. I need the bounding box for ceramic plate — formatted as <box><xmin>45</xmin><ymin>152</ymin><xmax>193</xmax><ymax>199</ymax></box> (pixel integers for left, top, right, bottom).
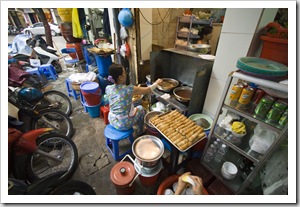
<box><xmin>188</xmin><ymin>114</ymin><xmax>213</xmax><ymax>131</ymax></box>
<box><xmin>236</xmin><ymin>57</ymin><xmax>288</xmax><ymax>77</ymax></box>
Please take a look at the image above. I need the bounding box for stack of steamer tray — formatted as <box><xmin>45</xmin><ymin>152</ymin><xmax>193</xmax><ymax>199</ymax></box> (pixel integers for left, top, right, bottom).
<box><xmin>150</xmin><ymin>110</ymin><xmax>206</xmax><ymax>151</ymax></box>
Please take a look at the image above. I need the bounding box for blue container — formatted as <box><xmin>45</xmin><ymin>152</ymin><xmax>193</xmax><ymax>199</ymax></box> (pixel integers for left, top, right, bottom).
<box><xmin>93</xmin><ymin>54</ymin><xmax>112</xmax><ymax>77</ymax></box>
<box><xmin>97</xmin><ymin>74</ymin><xmax>113</xmax><ymax>93</ymax></box>
<box><xmin>85</xmin><ymin>102</ymin><xmax>101</xmax><ymax>118</ymax></box>
<box><xmin>80</xmin><ymin>82</ymin><xmax>99</xmax><ymax>93</ymax></box>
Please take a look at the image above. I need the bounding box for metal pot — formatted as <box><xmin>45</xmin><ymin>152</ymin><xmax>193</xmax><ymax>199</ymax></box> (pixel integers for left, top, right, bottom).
<box><xmin>173</xmin><ymin>86</ymin><xmax>193</xmax><ymax>102</ymax></box>
<box><xmin>157</xmin><ymin>78</ymin><xmax>179</xmax><ymax>92</ymax></box>
<box><xmin>132</xmin><ymin>135</ymin><xmax>164</xmax><ymax>168</ymax></box>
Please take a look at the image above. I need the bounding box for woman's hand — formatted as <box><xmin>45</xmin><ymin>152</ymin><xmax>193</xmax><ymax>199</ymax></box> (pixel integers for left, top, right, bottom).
<box><xmin>174</xmin><ymin>172</ymin><xmax>191</xmax><ymax>195</ymax></box>
<box><xmin>190</xmin><ymin>175</ymin><xmax>204</xmax><ymax>195</ymax></box>
<box><xmin>155</xmin><ymin>78</ymin><xmax>163</xmax><ymax>85</ymax></box>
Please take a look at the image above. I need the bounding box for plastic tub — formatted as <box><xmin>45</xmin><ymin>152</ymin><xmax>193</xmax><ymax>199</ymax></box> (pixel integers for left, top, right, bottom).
<box><xmin>85</xmin><ymin>102</ymin><xmax>101</xmax><ymax>118</ymax></box>
<box><xmin>93</xmin><ymin>54</ymin><xmax>112</xmax><ymax>77</ymax></box>
<box><xmin>80</xmin><ymin>82</ymin><xmax>101</xmax><ymax>106</ymax></box>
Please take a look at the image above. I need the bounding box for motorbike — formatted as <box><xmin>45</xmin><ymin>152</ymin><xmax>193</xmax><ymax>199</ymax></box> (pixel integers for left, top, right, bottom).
<box><xmin>8</xmin><ymin>171</ymin><xmax>96</xmax><ymax>195</ymax></box>
<box><xmin>8</xmin><ymin>86</ymin><xmax>74</xmax><ymax>138</ymax></box>
<box><xmin>8</xmin><ymin>123</ymin><xmax>78</xmax><ymax>183</ymax></box>
<box><xmin>9</xmin><ymin>84</ymin><xmax>73</xmax><ymax>116</ymax></box>
<box><xmin>26</xmin><ymin>35</ymin><xmax>62</xmax><ymax>73</ymax></box>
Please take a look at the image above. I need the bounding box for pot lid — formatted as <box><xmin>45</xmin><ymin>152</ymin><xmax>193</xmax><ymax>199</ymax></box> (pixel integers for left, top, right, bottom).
<box><xmin>110</xmin><ymin>161</ymin><xmax>136</xmax><ymax>187</ymax></box>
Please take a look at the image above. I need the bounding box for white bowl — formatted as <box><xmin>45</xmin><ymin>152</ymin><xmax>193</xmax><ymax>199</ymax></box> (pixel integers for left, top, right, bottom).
<box><xmin>221</xmin><ymin>161</ymin><xmax>238</xmax><ymax>180</ymax></box>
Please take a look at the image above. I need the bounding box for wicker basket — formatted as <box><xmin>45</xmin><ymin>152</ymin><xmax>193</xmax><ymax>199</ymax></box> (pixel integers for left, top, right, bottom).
<box><xmin>71</xmin><ymin>78</ymin><xmax>99</xmax><ymax>91</ymax></box>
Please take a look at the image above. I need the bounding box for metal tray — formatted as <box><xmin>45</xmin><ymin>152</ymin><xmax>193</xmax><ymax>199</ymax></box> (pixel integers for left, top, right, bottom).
<box><xmin>150</xmin><ymin>111</ymin><xmax>206</xmax><ymax>152</ymax></box>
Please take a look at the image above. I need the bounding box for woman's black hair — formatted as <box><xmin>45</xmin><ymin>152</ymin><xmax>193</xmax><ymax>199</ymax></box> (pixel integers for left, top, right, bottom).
<box><xmin>199</xmin><ymin>25</ymin><xmax>213</xmax><ymax>39</ymax></box>
<box><xmin>108</xmin><ymin>63</ymin><xmax>123</xmax><ymax>83</ymax></box>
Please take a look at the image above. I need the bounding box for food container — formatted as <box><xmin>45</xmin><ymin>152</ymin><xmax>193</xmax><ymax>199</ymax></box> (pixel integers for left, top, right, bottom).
<box><xmin>132</xmin><ymin>135</ymin><xmax>164</xmax><ymax>168</ymax></box>
<box><xmin>132</xmin><ymin>94</ymin><xmax>143</xmax><ymax>107</ymax></box>
<box><xmin>144</xmin><ymin>111</ymin><xmax>163</xmax><ymax>132</ymax></box>
<box><xmin>110</xmin><ymin>161</ymin><xmax>136</xmax><ymax>195</ymax></box>
<box><xmin>157</xmin><ymin>78</ymin><xmax>179</xmax><ymax>92</ymax></box>
<box><xmin>188</xmin><ymin>44</ymin><xmax>211</xmax><ymax>54</ymax></box>
<box><xmin>221</xmin><ymin>161</ymin><xmax>238</xmax><ymax>180</ymax></box>
<box><xmin>173</xmin><ymin>86</ymin><xmax>193</xmax><ymax>102</ymax></box>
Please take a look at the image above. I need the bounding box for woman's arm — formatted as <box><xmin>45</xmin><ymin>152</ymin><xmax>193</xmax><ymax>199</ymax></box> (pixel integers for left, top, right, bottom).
<box><xmin>132</xmin><ymin>79</ymin><xmax>162</xmax><ymax>95</ymax></box>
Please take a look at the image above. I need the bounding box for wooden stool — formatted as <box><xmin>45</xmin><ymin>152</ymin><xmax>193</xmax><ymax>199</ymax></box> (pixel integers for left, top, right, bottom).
<box><xmin>104</xmin><ymin>124</ymin><xmax>134</xmax><ymax>161</ymax></box>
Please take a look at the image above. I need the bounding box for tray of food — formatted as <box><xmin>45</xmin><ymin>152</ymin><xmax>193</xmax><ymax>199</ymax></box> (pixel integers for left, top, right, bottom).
<box><xmin>149</xmin><ymin>110</ymin><xmax>206</xmax><ymax>152</ymax></box>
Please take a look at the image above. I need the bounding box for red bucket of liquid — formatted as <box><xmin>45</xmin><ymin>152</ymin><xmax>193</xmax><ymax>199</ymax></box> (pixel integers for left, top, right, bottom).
<box><xmin>134</xmin><ymin>159</ymin><xmax>162</xmax><ymax>187</ymax></box>
<box><xmin>80</xmin><ymin>82</ymin><xmax>101</xmax><ymax>106</ymax></box>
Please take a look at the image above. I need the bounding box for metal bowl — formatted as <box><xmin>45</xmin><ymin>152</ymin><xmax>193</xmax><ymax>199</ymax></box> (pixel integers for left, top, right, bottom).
<box><xmin>188</xmin><ymin>44</ymin><xmax>211</xmax><ymax>54</ymax></box>
<box><xmin>144</xmin><ymin>111</ymin><xmax>163</xmax><ymax>131</ymax></box>
<box><xmin>157</xmin><ymin>78</ymin><xmax>179</xmax><ymax>92</ymax></box>
<box><xmin>173</xmin><ymin>86</ymin><xmax>193</xmax><ymax>102</ymax></box>
<box><xmin>132</xmin><ymin>135</ymin><xmax>164</xmax><ymax>168</ymax></box>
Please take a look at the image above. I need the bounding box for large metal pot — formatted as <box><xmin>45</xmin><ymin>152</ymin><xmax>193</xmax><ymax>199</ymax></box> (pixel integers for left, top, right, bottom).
<box><xmin>157</xmin><ymin>78</ymin><xmax>179</xmax><ymax>92</ymax></box>
<box><xmin>173</xmin><ymin>86</ymin><xmax>193</xmax><ymax>102</ymax></box>
<box><xmin>132</xmin><ymin>135</ymin><xmax>164</xmax><ymax>168</ymax></box>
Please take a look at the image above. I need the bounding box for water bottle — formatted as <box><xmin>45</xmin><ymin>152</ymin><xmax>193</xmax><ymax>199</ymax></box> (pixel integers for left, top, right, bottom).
<box><xmin>216</xmin><ymin>138</ymin><xmax>222</xmax><ymax>148</ymax></box>
<box><xmin>203</xmin><ymin>144</ymin><xmax>215</xmax><ymax>163</ymax></box>
<box><xmin>214</xmin><ymin>144</ymin><xmax>227</xmax><ymax>162</ymax></box>
<box><xmin>213</xmin><ymin>141</ymin><xmax>219</xmax><ymax>153</ymax></box>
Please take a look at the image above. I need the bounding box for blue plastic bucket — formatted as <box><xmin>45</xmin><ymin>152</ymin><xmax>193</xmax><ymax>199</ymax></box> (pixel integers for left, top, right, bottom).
<box><xmin>85</xmin><ymin>102</ymin><xmax>101</xmax><ymax>118</ymax></box>
<box><xmin>93</xmin><ymin>54</ymin><xmax>112</xmax><ymax>77</ymax></box>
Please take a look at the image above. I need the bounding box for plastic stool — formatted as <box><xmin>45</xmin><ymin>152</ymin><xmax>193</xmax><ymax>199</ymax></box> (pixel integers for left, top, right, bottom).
<box><xmin>25</xmin><ymin>67</ymin><xmax>42</xmax><ymax>77</ymax></box>
<box><xmin>104</xmin><ymin>124</ymin><xmax>134</xmax><ymax>161</ymax></box>
<box><xmin>80</xmin><ymin>91</ymin><xmax>88</xmax><ymax>112</ymax></box>
<box><xmin>39</xmin><ymin>64</ymin><xmax>58</xmax><ymax>80</ymax></box>
<box><xmin>65</xmin><ymin>78</ymin><xmax>80</xmax><ymax>100</ymax></box>
<box><xmin>100</xmin><ymin>105</ymin><xmax>110</xmax><ymax>125</ymax></box>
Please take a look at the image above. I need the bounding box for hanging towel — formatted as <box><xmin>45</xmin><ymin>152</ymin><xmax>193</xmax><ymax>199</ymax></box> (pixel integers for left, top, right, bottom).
<box><xmin>72</xmin><ymin>8</ymin><xmax>84</xmax><ymax>38</ymax></box>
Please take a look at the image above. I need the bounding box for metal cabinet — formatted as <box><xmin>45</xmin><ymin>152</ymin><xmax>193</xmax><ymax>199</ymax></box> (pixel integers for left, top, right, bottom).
<box><xmin>201</xmin><ymin>71</ymin><xmax>288</xmax><ymax>194</ymax></box>
<box><xmin>175</xmin><ymin>16</ymin><xmax>213</xmax><ymax>50</ymax></box>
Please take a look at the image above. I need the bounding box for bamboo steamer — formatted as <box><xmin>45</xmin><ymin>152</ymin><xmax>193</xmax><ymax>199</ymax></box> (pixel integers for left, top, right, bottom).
<box><xmin>57</xmin><ymin>8</ymin><xmax>73</xmax><ymax>22</ymax></box>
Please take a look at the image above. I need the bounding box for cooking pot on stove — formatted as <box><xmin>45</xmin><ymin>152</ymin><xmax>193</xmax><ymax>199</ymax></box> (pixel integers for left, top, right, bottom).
<box><xmin>157</xmin><ymin>78</ymin><xmax>179</xmax><ymax>92</ymax></box>
<box><xmin>132</xmin><ymin>135</ymin><xmax>164</xmax><ymax>168</ymax></box>
<box><xmin>173</xmin><ymin>86</ymin><xmax>193</xmax><ymax>102</ymax></box>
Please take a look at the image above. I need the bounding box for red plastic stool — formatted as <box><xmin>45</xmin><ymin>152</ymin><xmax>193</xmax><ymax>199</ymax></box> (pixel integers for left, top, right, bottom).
<box><xmin>100</xmin><ymin>105</ymin><xmax>110</xmax><ymax>125</ymax></box>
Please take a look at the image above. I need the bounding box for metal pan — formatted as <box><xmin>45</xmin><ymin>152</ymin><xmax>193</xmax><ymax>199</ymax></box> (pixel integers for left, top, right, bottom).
<box><xmin>173</xmin><ymin>86</ymin><xmax>193</xmax><ymax>102</ymax></box>
<box><xmin>157</xmin><ymin>78</ymin><xmax>179</xmax><ymax>92</ymax></box>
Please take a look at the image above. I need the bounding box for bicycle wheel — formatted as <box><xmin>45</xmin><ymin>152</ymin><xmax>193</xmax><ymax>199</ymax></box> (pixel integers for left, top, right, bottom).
<box><xmin>25</xmin><ymin>133</ymin><xmax>78</xmax><ymax>183</ymax></box>
<box><xmin>31</xmin><ymin>109</ymin><xmax>74</xmax><ymax>138</ymax></box>
<box><xmin>50</xmin><ymin>180</ymin><xmax>96</xmax><ymax>195</ymax></box>
<box><xmin>42</xmin><ymin>90</ymin><xmax>72</xmax><ymax>116</ymax></box>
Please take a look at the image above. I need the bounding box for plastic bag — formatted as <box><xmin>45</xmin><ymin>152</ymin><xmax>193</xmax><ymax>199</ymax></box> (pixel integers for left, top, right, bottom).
<box><xmin>120</xmin><ymin>26</ymin><xmax>128</xmax><ymax>40</ymax></box>
<box><xmin>249</xmin><ymin>125</ymin><xmax>277</xmax><ymax>154</ymax></box>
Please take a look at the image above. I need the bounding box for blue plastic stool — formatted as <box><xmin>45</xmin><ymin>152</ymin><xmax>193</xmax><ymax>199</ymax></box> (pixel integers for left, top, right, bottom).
<box><xmin>25</xmin><ymin>67</ymin><xmax>42</xmax><ymax>77</ymax></box>
<box><xmin>79</xmin><ymin>91</ymin><xmax>88</xmax><ymax>112</ymax></box>
<box><xmin>39</xmin><ymin>64</ymin><xmax>58</xmax><ymax>80</ymax></box>
<box><xmin>65</xmin><ymin>78</ymin><xmax>80</xmax><ymax>100</ymax></box>
<box><xmin>104</xmin><ymin>124</ymin><xmax>134</xmax><ymax>161</ymax></box>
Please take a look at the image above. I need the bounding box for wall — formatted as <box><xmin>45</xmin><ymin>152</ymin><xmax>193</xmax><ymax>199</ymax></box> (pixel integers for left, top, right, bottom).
<box><xmin>202</xmin><ymin>8</ymin><xmax>277</xmax><ymax>118</ymax></box>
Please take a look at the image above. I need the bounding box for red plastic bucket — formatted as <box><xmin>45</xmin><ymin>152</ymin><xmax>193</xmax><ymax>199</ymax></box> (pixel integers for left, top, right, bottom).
<box><xmin>80</xmin><ymin>82</ymin><xmax>101</xmax><ymax>106</ymax></box>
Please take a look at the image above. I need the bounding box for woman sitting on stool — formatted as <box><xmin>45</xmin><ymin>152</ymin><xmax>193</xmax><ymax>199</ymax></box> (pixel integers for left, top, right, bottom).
<box><xmin>106</xmin><ymin>63</ymin><xmax>162</xmax><ymax>136</ymax></box>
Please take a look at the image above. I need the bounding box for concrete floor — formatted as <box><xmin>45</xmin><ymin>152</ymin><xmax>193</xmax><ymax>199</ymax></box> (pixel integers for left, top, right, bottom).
<box><xmin>44</xmin><ymin>60</ymin><xmax>172</xmax><ymax>195</ymax></box>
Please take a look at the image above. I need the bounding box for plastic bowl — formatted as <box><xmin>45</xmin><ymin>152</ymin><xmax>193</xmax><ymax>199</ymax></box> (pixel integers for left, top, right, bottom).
<box><xmin>221</xmin><ymin>162</ymin><xmax>238</xmax><ymax>180</ymax></box>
